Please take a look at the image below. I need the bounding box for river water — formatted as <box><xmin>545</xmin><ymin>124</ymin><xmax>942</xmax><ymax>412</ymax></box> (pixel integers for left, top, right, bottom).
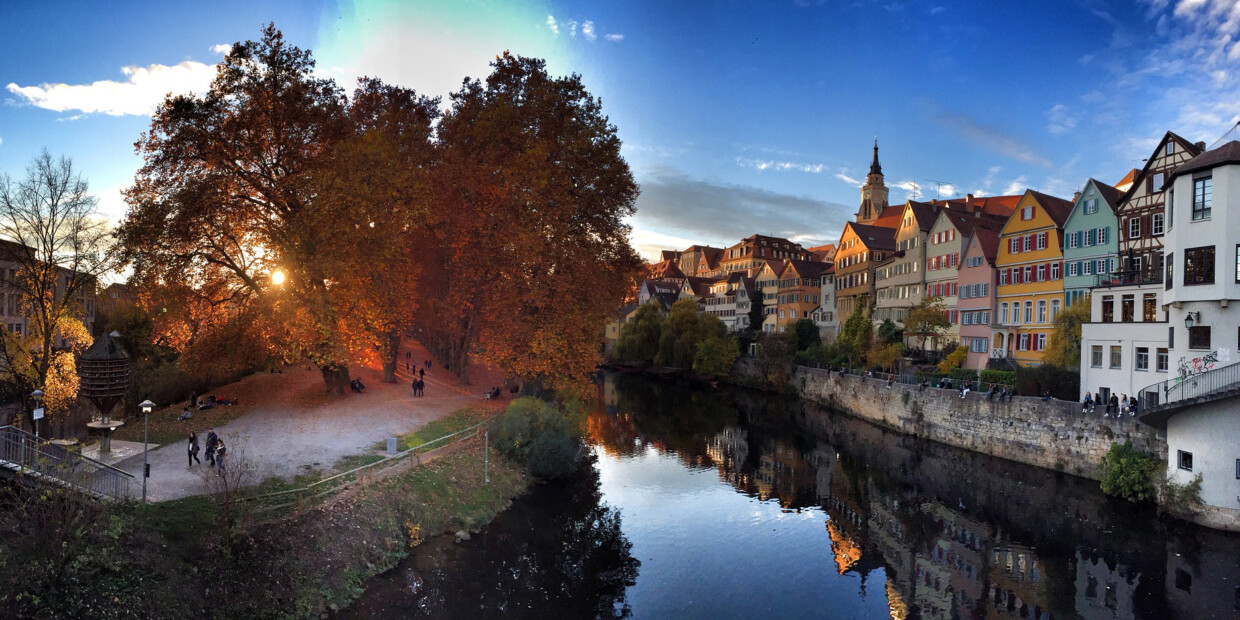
<box><xmin>345</xmin><ymin>374</ymin><xmax>1240</xmax><ymax>619</ymax></box>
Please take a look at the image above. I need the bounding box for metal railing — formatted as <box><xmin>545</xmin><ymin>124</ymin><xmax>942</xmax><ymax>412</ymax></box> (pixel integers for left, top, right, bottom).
<box><xmin>237</xmin><ymin>419</ymin><xmax>490</xmax><ymax>515</ymax></box>
<box><xmin>1093</xmin><ymin>269</ymin><xmax>1163</xmax><ymax>288</ymax></box>
<box><xmin>1138</xmin><ymin>360</ymin><xmax>1240</xmax><ymax>414</ymax></box>
<box><xmin>0</xmin><ymin>425</ymin><xmax>133</xmax><ymax>501</ymax></box>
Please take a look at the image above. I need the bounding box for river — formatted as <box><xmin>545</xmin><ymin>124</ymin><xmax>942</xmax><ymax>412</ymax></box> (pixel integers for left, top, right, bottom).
<box><xmin>345</xmin><ymin>373</ymin><xmax>1240</xmax><ymax>619</ymax></box>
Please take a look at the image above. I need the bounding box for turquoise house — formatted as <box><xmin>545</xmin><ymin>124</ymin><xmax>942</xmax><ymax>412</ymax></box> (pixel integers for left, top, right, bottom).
<box><xmin>1062</xmin><ymin>179</ymin><xmax>1121</xmax><ymax>307</ymax></box>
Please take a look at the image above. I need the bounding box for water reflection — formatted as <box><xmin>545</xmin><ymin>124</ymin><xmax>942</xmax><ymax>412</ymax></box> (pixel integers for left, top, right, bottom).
<box><xmin>341</xmin><ymin>453</ymin><xmax>640</xmax><ymax>618</ymax></box>
<box><xmin>590</xmin><ymin>373</ymin><xmax>1240</xmax><ymax>619</ymax></box>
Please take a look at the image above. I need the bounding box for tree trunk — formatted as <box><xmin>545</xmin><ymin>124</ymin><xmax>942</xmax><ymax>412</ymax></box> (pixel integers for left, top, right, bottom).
<box><xmin>380</xmin><ymin>331</ymin><xmax>400</xmax><ymax>383</ymax></box>
<box><xmin>320</xmin><ymin>365</ymin><xmax>350</xmax><ymax>395</ymax></box>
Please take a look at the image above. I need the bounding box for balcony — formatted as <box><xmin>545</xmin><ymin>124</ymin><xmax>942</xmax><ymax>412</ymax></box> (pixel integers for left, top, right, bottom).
<box><xmin>1093</xmin><ymin>269</ymin><xmax>1162</xmax><ymax>289</ymax></box>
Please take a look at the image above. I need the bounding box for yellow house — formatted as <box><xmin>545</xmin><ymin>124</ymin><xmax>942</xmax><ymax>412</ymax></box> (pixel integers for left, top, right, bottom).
<box><xmin>993</xmin><ymin>190</ymin><xmax>1073</xmax><ymax>365</ymax></box>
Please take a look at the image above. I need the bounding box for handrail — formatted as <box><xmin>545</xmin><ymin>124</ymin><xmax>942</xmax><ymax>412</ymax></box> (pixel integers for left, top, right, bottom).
<box><xmin>236</xmin><ymin>417</ymin><xmax>492</xmax><ymax>513</ymax></box>
<box><xmin>0</xmin><ymin>425</ymin><xmax>133</xmax><ymax>501</ymax></box>
<box><xmin>1138</xmin><ymin>359</ymin><xmax>1240</xmax><ymax>413</ymax></box>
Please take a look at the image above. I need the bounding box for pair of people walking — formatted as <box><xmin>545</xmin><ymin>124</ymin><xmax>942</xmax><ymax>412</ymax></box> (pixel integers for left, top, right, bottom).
<box><xmin>412</xmin><ymin>378</ymin><xmax>425</xmax><ymax>396</ymax></box>
<box><xmin>188</xmin><ymin>429</ymin><xmax>226</xmax><ymax>471</ymax></box>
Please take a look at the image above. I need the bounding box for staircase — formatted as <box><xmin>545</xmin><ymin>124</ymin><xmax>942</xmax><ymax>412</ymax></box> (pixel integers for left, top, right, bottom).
<box><xmin>1137</xmin><ymin>360</ymin><xmax>1240</xmax><ymax>427</ymax></box>
<box><xmin>0</xmin><ymin>425</ymin><xmax>133</xmax><ymax>501</ymax></box>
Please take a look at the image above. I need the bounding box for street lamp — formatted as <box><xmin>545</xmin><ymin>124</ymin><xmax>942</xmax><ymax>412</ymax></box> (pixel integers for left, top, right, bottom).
<box><xmin>30</xmin><ymin>389</ymin><xmax>43</xmax><ymax>440</ymax></box>
<box><xmin>139</xmin><ymin>399</ymin><xmax>155</xmax><ymax>503</ymax></box>
<box><xmin>1184</xmin><ymin>311</ymin><xmax>1199</xmax><ymax>330</ymax></box>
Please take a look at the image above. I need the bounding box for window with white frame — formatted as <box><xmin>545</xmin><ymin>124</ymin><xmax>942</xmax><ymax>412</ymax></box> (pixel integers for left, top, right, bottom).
<box><xmin>1022</xmin><ymin>206</ymin><xmax>1033</xmax><ymax>220</ymax></box>
<box><xmin>1152</xmin><ymin>213</ymin><xmax>1164</xmax><ymax>236</ymax></box>
<box><xmin>1068</xmin><ymin>262</ymin><xmax>1079</xmax><ymax>276</ymax></box>
<box><xmin>1085</xmin><ymin>198</ymin><xmax>1098</xmax><ymax>214</ymax></box>
<box><xmin>1129</xmin><ymin>218</ymin><xmax>1140</xmax><ymax>239</ymax></box>
<box><xmin>1036</xmin><ymin>334</ymin><xmax>1046</xmax><ymax>350</ymax></box>
<box><xmin>1037</xmin><ymin>300</ymin><xmax>1047</xmax><ymax>323</ymax></box>
<box><xmin>999</xmin><ymin>302</ymin><xmax>1009</xmax><ymax>325</ymax></box>
<box><xmin>1067</xmin><ymin>233</ymin><xmax>1078</xmax><ymax>249</ymax></box>
<box><xmin>1023</xmin><ymin>301</ymin><xmax>1033</xmax><ymax>323</ymax></box>
<box><xmin>1098</xmin><ymin>227</ymin><xmax>1108</xmax><ymax>244</ymax></box>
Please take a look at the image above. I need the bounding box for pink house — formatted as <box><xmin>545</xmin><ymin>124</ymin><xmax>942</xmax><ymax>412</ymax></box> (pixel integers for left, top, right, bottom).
<box><xmin>958</xmin><ymin>228</ymin><xmax>1001</xmax><ymax>370</ymax></box>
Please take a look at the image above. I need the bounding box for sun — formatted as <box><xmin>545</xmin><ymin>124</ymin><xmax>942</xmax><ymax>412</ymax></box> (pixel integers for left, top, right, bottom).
<box><xmin>272</xmin><ymin>270</ymin><xmax>286</xmax><ymax>286</ymax></box>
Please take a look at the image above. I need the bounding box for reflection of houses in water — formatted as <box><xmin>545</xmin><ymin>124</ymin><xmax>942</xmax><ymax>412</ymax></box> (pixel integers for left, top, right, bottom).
<box><xmin>754</xmin><ymin>440</ymin><xmax>812</xmax><ymax>507</ymax></box>
<box><xmin>909</xmin><ymin>504</ymin><xmax>990</xmax><ymax>620</ymax></box>
<box><xmin>705</xmin><ymin>426</ymin><xmax>748</xmax><ymax>488</ymax></box>
<box><xmin>1164</xmin><ymin>534</ymin><xmax>1240</xmax><ymax>619</ymax></box>
<box><xmin>1073</xmin><ymin>551</ymin><xmax>1137</xmax><ymax>618</ymax></box>
<box><xmin>985</xmin><ymin>545</ymin><xmax>1053</xmax><ymax>618</ymax></box>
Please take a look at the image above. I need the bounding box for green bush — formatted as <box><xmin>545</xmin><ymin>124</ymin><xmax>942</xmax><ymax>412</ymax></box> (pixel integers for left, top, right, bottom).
<box><xmin>491</xmin><ymin>397</ymin><xmax>580</xmax><ymax>479</ymax></box>
<box><xmin>1015</xmin><ymin>365</ymin><xmax>1079</xmax><ymax>399</ymax></box>
<box><xmin>979</xmin><ymin>369</ymin><xmax>1015</xmax><ymax>385</ymax></box>
<box><xmin>1099</xmin><ymin>441</ymin><xmax>1160</xmax><ymax>502</ymax></box>
<box><xmin>948</xmin><ymin>368</ymin><xmax>979</xmax><ymax>382</ymax></box>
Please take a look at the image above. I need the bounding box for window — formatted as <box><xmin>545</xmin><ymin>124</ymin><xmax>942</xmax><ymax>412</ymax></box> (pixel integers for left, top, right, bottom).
<box><xmin>1037</xmin><ymin>300</ymin><xmax>1047</xmax><ymax>323</ymax></box>
<box><xmin>1236</xmin><ymin>244</ymin><xmax>1240</xmax><ymax>284</ymax></box>
<box><xmin>1037</xmin><ymin>265</ymin><xmax>1046</xmax><ymax>281</ymax></box>
<box><xmin>1021</xmin><ymin>206</ymin><xmax>1033</xmax><ymax>220</ymax></box>
<box><xmin>1178</xmin><ymin>450</ymin><xmax>1194</xmax><ymax>472</ymax></box>
<box><xmin>1050</xmin><ymin>299</ymin><xmax>1060</xmax><ymax>322</ymax></box>
<box><xmin>1136</xmin><ymin>347</ymin><xmax>1149</xmax><ymax>371</ymax></box>
<box><xmin>1183</xmin><ymin>246</ymin><xmax>1215</xmax><ymax>285</ymax></box>
<box><xmin>1023</xmin><ymin>236</ymin><xmax>1032</xmax><ymax>252</ymax></box>
<box><xmin>1151</xmin><ymin>172</ymin><xmax>1165</xmax><ymax>192</ymax></box>
<box><xmin>1036</xmin><ymin>333</ymin><xmax>1046</xmax><ymax>350</ymax></box>
<box><xmin>1166</xmin><ymin>142</ymin><xmax>1175</xmax><ymax>156</ymax></box>
<box><xmin>1122</xmin><ymin>295</ymin><xmax>1135</xmax><ymax>322</ymax></box>
<box><xmin>1085</xmin><ymin>198</ymin><xmax>1098</xmax><ymax>214</ymax></box>
<box><xmin>1069</xmin><ymin>262</ymin><xmax>1079</xmax><ymax>276</ymax></box>
<box><xmin>1169</xmin><ymin>326</ymin><xmax>1175</xmax><ymax>349</ymax></box>
<box><xmin>1189</xmin><ymin>326</ymin><xmax>1211</xmax><ymax>350</ymax></box>
<box><xmin>1091</xmin><ymin>345</ymin><xmax>1103</xmax><ymax>368</ymax></box>
<box><xmin>1101</xmin><ymin>295</ymin><xmax>1114</xmax><ymax>323</ymax></box>
<box><xmin>1167</xmin><ymin>253</ymin><xmax>1174</xmax><ymax>290</ymax></box>
<box><xmin>1153</xmin><ymin>212</ymin><xmax>1164</xmax><ymax>236</ymax></box>
<box><xmin>1143</xmin><ymin>294</ymin><xmax>1157</xmax><ymax>322</ymax></box>
<box><xmin>1157</xmin><ymin>348</ymin><xmax>1169</xmax><ymax>372</ymax></box>
<box><xmin>1067</xmin><ymin>233</ymin><xmax>1078</xmax><ymax>249</ymax></box>
<box><xmin>1128</xmin><ymin>217</ymin><xmax>1141</xmax><ymax>239</ymax></box>
<box><xmin>999</xmin><ymin>302</ymin><xmax>1009</xmax><ymax>325</ymax></box>
<box><xmin>1023</xmin><ymin>301</ymin><xmax>1033</xmax><ymax>324</ymax></box>
<box><xmin>1099</xmin><ymin>227</ymin><xmax>1108</xmax><ymax>244</ymax></box>
<box><xmin>1110</xmin><ymin>345</ymin><xmax>1122</xmax><ymax>368</ymax></box>
<box><xmin>1018</xmin><ymin>334</ymin><xmax>1029</xmax><ymax>350</ymax></box>
<box><xmin>1036</xmin><ymin>232</ymin><xmax>1047</xmax><ymax>250</ymax></box>
<box><xmin>1050</xmin><ymin>262</ymin><xmax>1060</xmax><ymax>280</ymax></box>
<box><xmin>1193</xmin><ymin>176</ymin><xmax>1212</xmax><ymax>220</ymax></box>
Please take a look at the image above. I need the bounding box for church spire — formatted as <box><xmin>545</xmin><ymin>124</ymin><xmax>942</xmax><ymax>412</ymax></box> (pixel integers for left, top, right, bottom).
<box><xmin>869</xmin><ymin>138</ymin><xmax>882</xmax><ymax>176</ymax></box>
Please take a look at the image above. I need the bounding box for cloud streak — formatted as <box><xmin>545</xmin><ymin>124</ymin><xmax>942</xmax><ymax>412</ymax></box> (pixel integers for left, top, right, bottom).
<box><xmin>6</xmin><ymin>60</ymin><xmax>217</xmax><ymax>116</ymax></box>
<box><xmin>736</xmin><ymin>156</ymin><xmax>826</xmax><ymax>173</ymax></box>
<box><xmin>937</xmin><ymin>111</ymin><xmax>1055</xmax><ymax>168</ymax></box>
<box><xmin>633</xmin><ymin>167</ymin><xmax>852</xmax><ymax>248</ymax></box>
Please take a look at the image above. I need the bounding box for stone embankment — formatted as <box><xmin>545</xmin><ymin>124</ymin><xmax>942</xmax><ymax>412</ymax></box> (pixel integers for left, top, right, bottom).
<box><xmin>736</xmin><ymin>360</ymin><xmax>1166</xmax><ymax>480</ymax></box>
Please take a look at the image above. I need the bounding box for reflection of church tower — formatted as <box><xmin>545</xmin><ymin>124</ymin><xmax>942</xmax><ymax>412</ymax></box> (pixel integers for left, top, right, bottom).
<box><xmin>856</xmin><ymin>140</ymin><xmax>888</xmax><ymax>225</ymax></box>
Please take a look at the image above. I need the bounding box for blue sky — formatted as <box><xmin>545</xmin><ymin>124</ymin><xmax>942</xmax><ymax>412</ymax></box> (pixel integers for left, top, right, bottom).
<box><xmin>3</xmin><ymin>0</ymin><xmax>1239</xmax><ymax>261</ymax></box>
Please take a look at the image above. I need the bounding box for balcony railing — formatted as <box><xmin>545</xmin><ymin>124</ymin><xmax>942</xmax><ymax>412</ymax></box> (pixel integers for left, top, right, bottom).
<box><xmin>1093</xmin><ymin>269</ymin><xmax>1162</xmax><ymax>289</ymax></box>
<box><xmin>1138</xmin><ymin>360</ymin><xmax>1240</xmax><ymax>416</ymax></box>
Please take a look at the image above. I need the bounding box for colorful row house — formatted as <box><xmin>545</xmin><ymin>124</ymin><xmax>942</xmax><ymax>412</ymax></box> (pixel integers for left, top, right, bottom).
<box><xmin>993</xmin><ymin>191</ymin><xmax>1073</xmax><ymax>365</ymax></box>
<box><xmin>1062</xmin><ymin>179</ymin><xmax>1122</xmax><ymax>307</ymax></box>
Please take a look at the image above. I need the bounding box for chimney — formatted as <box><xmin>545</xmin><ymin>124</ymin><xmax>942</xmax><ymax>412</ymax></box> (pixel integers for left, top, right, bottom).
<box><xmin>1073</xmin><ymin>190</ymin><xmax>1082</xmax><ymax>203</ymax></box>
<box><xmin>1196</xmin><ymin>141</ymin><xmax>1207</xmax><ymax>151</ymax></box>
<box><xmin>965</xmin><ymin>193</ymin><xmax>974</xmax><ymax>206</ymax></box>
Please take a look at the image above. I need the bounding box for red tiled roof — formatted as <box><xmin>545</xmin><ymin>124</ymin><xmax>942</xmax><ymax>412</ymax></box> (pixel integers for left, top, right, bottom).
<box><xmin>1027</xmin><ymin>190</ymin><xmax>1074</xmax><ymax>225</ymax></box>
<box><xmin>973</xmin><ymin>228</ymin><xmax>1001</xmax><ymax>263</ymax></box>
<box><xmin>872</xmin><ymin>204</ymin><xmax>905</xmax><ymax>229</ymax></box>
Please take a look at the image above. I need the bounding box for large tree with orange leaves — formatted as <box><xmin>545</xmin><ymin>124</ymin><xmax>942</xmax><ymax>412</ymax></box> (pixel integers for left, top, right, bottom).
<box><xmin>426</xmin><ymin>53</ymin><xmax>642</xmax><ymax>395</ymax></box>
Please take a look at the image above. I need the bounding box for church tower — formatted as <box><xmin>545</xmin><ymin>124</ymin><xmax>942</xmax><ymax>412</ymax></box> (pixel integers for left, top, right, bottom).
<box><xmin>855</xmin><ymin>140</ymin><xmax>888</xmax><ymax>225</ymax></box>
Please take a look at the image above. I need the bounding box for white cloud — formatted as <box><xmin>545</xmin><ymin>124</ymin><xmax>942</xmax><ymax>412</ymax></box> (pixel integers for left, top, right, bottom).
<box><xmin>1046</xmin><ymin>103</ymin><xmax>1078</xmax><ymax>135</ymax></box>
<box><xmin>736</xmin><ymin>156</ymin><xmax>826</xmax><ymax>173</ymax></box>
<box><xmin>834</xmin><ymin>170</ymin><xmax>863</xmax><ymax>187</ymax></box>
<box><xmin>1003</xmin><ymin>176</ymin><xmax>1028</xmax><ymax>195</ymax></box>
<box><xmin>582</xmin><ymin>20</ymin><xmax>596</xmax><ymax>41</ymax></box>
<box><xmin>546</xmin><ymin>15</ymin><xmax>558</xmax><ymax>36</ymax></box>
<box><xmin>211</xmin><ymin>43</ymin><xmax>232</xmax><ymax>55</ymax></box>
<box><xmin>605</xmin><ymin>33</ymin><xmax>625</xmax><ymax>42</ymax></box>
<box><xmin>568</xmin><ymin>19</ymin><xmax>578</xmax><ymax>38</ymax></box>
<box><xmin>6</xmin><ymin>60</ymin><xmax>217</xmax><ymax>116</ymax></box>
<box><xmin>935</xmin><ymin>183</ymin><xmax>957</xmax><ymax>197</ymax></box>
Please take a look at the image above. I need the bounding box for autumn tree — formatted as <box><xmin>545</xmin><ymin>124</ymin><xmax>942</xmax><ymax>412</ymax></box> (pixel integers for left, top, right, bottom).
<box><xmin>119</xmin><ymin>25</ymin><xmax>373</xmax><ymax>393</ymax></box>
<box><xmin>904</xmin><ymin>296</ymin><xmax>951</xmax><ymax>351</ymax></box>
<box><xmin>1043</xmin><ymin>298</ymin><xmax>1090</xmax><ymax>369</ymax></box>
<box><xmin>427</xmin><ymin>52</ymin><xmax>642</xmax><ymax>394</ymax></box>
<box><xmin>0</xmin><ymin>151</ymin><xmax>113</xmax><ymax>436</ymax></box>
<box><xmin>835</xmin><ymin>304</ymin><xmax>873</xmax><ymax>367</ymax></box>
<box><xmin>747</xmin><ymin>290</ymin><xmax>765</xmax><ymax>333</ymax></box>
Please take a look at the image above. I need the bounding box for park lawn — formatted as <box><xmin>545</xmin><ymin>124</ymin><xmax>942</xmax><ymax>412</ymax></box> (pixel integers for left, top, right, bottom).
<box><xmin>111</xmin><ymin>402</ymin><xmax>253</xmax><ymax>446</ymax></box>
<box><xmin>376</xmin><ymin>405</ymin><xmax>499</xmax><ymax>453</ymax></box>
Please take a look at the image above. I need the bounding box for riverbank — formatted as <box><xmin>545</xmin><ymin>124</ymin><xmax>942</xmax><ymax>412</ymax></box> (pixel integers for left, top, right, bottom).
<box><xmin>0</xmin><ymin>437</ymin><xmax>529</xmax><ymax>619</ymax></box>
<box><xmin>734</xmin><ymin>359</ymin><xmax>1167</xmax><ymax>480</ymax></box>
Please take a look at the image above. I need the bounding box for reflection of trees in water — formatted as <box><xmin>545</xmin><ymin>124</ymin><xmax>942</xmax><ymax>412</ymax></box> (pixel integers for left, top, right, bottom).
<box><xmin>349</xmin><ymin>454</ymin><xmax>640</xmax><ymax>618</ymax></box>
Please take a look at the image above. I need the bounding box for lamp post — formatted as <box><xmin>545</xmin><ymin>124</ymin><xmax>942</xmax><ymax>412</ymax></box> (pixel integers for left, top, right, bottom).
<box><xmin>30</xmin><ymin>389</ymin><xmax>43</xmax><ymax>440</ymax></box>
<box><xmin>1184</xmin><ymin>312</ymin><xmax>1198</xmax><ymax>330</ymax></box>
<box><xmin>139</xmin><ymin>399</ymin><xmax>155</xmax><ymax>503</ymax></box>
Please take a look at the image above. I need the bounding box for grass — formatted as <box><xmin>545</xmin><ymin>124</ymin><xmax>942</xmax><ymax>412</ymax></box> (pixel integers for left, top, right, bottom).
<box><xmin>375</xmin><ymin>406</ymin><xmax>496</xmax><ymax>453</ymax></box>
<box><xmin>111</xmin><ymin>403</ymin><xmax>254</xmax><ymax>447</ymax></box>
<box><xmin>138</xmin><ymin>494</ymin><xmax>218</xmax><ymax>560</ymax></box>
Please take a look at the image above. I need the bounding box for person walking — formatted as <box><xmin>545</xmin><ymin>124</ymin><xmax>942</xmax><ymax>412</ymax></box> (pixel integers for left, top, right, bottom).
<box><xmin>417</xmin><ymin>379</ymin><xmax>425</xmax><ymax>396</ymax></box>
<box><xmin>187</xmin><ymin>432</ymin><xmax>201</xmax><ymax>467</ymax></box>
<box><xmin>205</xmin><ymin>429</ymin><xmax>219</xmax><ymax>467</ymax></box>
<box><xmin>418</xmin><ymin>367</ymin><xmax>425</xmax><ymax>379</ymax></box>
<box><xmin>215</xmin><ymin>439</ymin><xmax>227</xmax><ymax>474</ymax></box>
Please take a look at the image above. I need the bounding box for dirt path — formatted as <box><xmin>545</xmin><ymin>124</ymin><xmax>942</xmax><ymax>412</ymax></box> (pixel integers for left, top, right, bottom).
<box><xmin>118</xmin><ymin>339</ymin><xmax>501</xmax><ymax>502</ymax></box>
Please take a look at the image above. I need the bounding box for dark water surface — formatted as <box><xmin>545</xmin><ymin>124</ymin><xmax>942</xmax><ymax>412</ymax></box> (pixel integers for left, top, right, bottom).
<box><xmin>344</xmin><ymin>374</ymin><xmax>1240</xmax><ymax>619</ymax></box>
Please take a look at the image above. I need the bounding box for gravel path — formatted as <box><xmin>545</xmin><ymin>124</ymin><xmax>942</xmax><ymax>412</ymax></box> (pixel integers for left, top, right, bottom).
<box><xmin>119</xmin><ymin>340</ymin><xmax>494</xmax><ymax>502</ymax></box>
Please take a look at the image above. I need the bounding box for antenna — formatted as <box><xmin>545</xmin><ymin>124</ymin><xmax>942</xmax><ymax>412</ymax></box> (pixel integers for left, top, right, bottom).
<box><xmin>906</xmin><ymin>181</ymin><xmax>920</xmax><ymax>200</ymax></box>
<box><xmin>926</xmin><ymin>178</ymin><xmax>951</xmax><ymax>198</ymax></box>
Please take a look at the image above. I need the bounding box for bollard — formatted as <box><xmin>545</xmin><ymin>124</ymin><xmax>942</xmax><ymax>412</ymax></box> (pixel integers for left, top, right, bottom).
<box><xmin>386</xmin><ymin>437</ymin><xmax>397</xmax><ymax>455</ymax></box>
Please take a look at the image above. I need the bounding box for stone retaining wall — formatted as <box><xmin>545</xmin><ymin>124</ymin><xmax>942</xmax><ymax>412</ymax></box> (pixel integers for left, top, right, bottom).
<box><xmin>737</xmin><ymin>359</ymin><xmax>1167</xmax><ymax>480</ymax></box>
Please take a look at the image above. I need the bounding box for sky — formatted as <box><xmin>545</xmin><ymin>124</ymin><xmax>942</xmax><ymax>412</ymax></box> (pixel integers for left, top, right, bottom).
<box><xmin>3</xmin><ymin>0</ymin><xmax>1240</xmax><ymax>262</ymax></box>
